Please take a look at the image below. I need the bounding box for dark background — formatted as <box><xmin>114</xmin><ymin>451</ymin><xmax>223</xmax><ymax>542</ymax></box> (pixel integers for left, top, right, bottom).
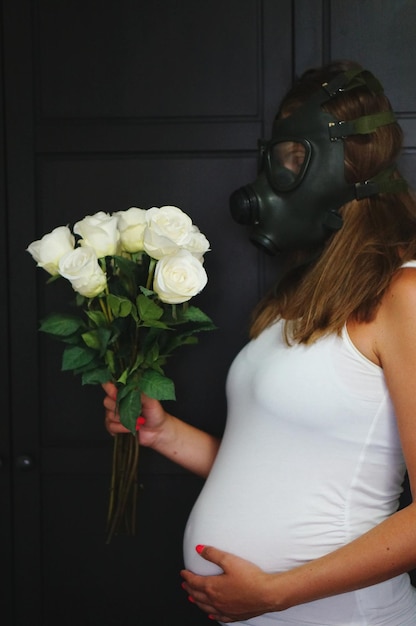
<box><xmin>1</xmin><ymin>1</ymin><xmax>416</xmax><ymax>624</ymax></box>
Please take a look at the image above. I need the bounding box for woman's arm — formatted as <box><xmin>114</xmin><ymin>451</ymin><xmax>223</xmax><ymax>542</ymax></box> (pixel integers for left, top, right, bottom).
<box><xmin>180</xmin><ymin>268</ymin><xmax>416</xmax><ymax>622</ymax></box>
<box><xmin>103</xmin><ymin>381</ymin><xmax>221</xmax><ymax>478</ymax></box>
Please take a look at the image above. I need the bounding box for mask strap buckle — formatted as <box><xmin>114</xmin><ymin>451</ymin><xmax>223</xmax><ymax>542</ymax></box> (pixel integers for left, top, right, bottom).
<box><xmin>328</xmin><ymin>111</ymin><xmax>397</xmax><ymax>141</ymax></box>
<box><xmin>322</xmin><ymin>68</ymin><xmax>385</xmax><ymax>99</ymax></box>
<box><xmin>355</xmin><ymin>165</ymin><xmax>408</xmax><ymax>199</ymax></box>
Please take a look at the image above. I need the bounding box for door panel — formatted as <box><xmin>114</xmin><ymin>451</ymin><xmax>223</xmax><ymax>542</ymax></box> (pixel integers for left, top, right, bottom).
<box><xmin>35</xmin><ymin>0</ymin><xmax>259</xmax><ymax>119</ymax></box>
<box><xmin>4</xmin><ymin>1</ymin><xmax>293</xmax><ymax>623</ymax></box>
<box><xmin>0</xmin><ymin>11</ymin><xmax>13</xmax><ymax>625</ymax></box>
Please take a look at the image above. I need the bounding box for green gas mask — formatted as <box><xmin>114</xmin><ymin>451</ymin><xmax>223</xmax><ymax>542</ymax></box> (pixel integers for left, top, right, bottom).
<box><xmin>229</xmin><ymin>68</ymin><xmax>407</xmax><ymax>255</ymax></box>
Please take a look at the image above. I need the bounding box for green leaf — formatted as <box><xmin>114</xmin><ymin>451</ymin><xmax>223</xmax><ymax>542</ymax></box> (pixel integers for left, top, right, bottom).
<box><xmin>62</xmin><ymin>345</ymin><xmax>97</xmax><ymax>371</ymax></box>
<box><xmin>142</xmin><ymin>326</ymin><xmax>162</xmax><ymax>351</ymax></box>
<box><xmin>137</xmin><ymin>294</ymin><xmax>163</xmax><ymax>322</ymax></box>
<box><xmin>82</xmin><ymin>367</ymin><xmax>112</xmax><ymax>385</ymax></box>
<box><xmin>40</xmin><ymin>313</ymin><xmax>85</xmax><ymax>337</ymax></box>
<box><xmin>118</xmin><ymin>385</ymin><xmax>142</xmax><ymax>432</ymax></box>
<box><xmin>163</xmin><ymin>334</ymin><xmax>198</xmax><ymax>354</ymax></box>
<box><xmin>182</xmin><ymin>306</ymin><xmax>217</xmax><ymax>329</ymax></box>
<box><xmin>128</xmin><ymin>352</ymin><xmax>145</xmax><ymax>375</ymax></box>
<box><xmin>86</xmin><ymin>310</ymin><xmax>108</xmax><ymax>327</ymax></box>
<box><xmin>116</xmin><ymin>367</ymin><xmax>129</xmax><ymax>385</ymax></box>
<box><xmin>144</xmin><ymin>319</ymin><xmax>170</xmax><ymax>329</ymax></box>
<box><xmin>81</xmin><ymin>327</ymin><xmax>112</xmax><ymax>355</ymax></box>
<box><xmin>82</xmin><ymin>331</ymin><xmax>101</xmax><ymax>350</ymax></box>
<box><xmin>139</xmin><ymin>369</ymin><xmax>176</xmax><ymax>401</ymax></box>
<box><xmin>105</xmin><ymin>349</ymin><xmax>116</xmax><ymax>375</ymax></box>
<box><xmin>73</xmin><ymin>356</ymin><xmax>103</xmax><ymax>375</ymax></box>
<box><xmin>139</xmin><ymin>286</ymin><xmax>155</xmax><ymax>297</ymax></box>
<box><xmin>107</xmin><ymin>293</ymin><xmax>133</xmax><ymax>318</ymax></box>
<box><xmin>143</xmin><ymin>342</ymin><xmax>160</xmax><ymax>366</ymax></box>
<box><xmin>181</xmin><ymin>336</ymin><xmax>199</xmax><ymax>345</ymax></box>
<box><xmin>113</xmin><ymin>254</ymin><xmax>139</xmax><ymax>276</ymax></box>
<box><xmin>130</xmin><ymin>306</ymin><xmax>139</xmax><ymax>323</ymax></box>
<box><xmin>113</xmin><ymin>254</ymin><xmax>148</xmax><ymax>283</ymax></box>
<box><xmin>75</xmin><ymin>293</ymin><xmax>87</xmax><ymax>307</ymax></box>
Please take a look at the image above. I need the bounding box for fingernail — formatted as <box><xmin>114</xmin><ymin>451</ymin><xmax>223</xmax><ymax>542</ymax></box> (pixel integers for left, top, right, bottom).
<box><xmin>208</xmin><ymin>615</ymin><xmax>216</xmax><ymax>620</ymax></box>
<box><xmin>195</xmin><ymin>544</ymin><xmax>205</xmax><ymax>554</ymax></box>
<box><xmin>136</xmin><ymin>416</ymin><xmax>146</xmax><ymax>430</ymax></box>
<box><xmin>188</xmin><ymin>595</ymin><xmax>195</xmax><ymax>603</ymax></box>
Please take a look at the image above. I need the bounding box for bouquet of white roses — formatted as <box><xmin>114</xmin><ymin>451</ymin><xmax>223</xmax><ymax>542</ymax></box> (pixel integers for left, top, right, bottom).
<box><xmin>27</xmin><ymin>205</ymin><xmax>216</xmax><ymax>542</ymax></box>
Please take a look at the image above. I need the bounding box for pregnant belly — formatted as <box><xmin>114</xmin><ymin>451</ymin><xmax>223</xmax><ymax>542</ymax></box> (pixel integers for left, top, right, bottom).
<box><xmin>182</xmin><ymin>442</ymin><xmax>351</xmax><ymax>576</ymax></box>
<box><xmin>182</xmin><ymin>453</ymin><xmax>303</xmax><ymax>576</ymax></box>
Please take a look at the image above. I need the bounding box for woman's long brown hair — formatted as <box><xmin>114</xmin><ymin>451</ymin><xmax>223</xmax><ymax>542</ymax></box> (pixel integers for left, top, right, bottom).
<box><xmin>250</xmin><ymin>60</ymin><xmax>416</xmax><ymax>343</ymax></box>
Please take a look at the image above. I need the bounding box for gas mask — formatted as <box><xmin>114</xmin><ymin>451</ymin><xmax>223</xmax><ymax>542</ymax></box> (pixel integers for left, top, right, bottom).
<box><xmin>229</xmin><ymin>68</ymin><xmax>407</xmax><ymax>256</ymax></box>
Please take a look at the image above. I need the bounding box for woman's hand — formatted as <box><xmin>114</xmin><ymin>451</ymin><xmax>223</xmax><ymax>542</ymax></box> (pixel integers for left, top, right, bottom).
<box><xmin>180</xmin><ymin>546</ymin><xmax>278</xmax><ymax>623</ymax></box>
<box><xmin>103</xmin><ymin>380</ymin><xmax>220</xmax><ymax>476</ymax></box>
<box><xmin>102</xmin><ymin>381</ymin><xmax>169</xmax><ymax>448</ymax></box>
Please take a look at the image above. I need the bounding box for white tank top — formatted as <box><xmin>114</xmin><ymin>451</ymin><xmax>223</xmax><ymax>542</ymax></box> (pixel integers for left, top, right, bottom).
<box><xmin>183</xmin><ymin>261</ymin><xmax>416</xmax><ymax>625</ymax></box>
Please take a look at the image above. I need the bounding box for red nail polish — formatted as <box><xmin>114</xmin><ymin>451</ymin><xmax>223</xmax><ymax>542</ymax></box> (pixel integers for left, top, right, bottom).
<box><xmin>136</xmin><ymin>416</ymin><xmax>146</xmax><ymax>430</ymax></box>
<box><xmin>195</xmin><ymin>544</ymin><xmax>205</xmax><ymax>554</ymax></box>
<box><xmin>188</xmin><ymin>595</ymin><xmax>195</xmax><ymax>603</ymax></box>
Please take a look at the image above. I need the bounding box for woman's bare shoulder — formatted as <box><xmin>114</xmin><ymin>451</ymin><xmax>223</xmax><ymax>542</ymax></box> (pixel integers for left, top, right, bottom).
<box><xmin>375</xmin><ymin>265</ymin><xmax>416</xmax><ymax>368</ymax></box>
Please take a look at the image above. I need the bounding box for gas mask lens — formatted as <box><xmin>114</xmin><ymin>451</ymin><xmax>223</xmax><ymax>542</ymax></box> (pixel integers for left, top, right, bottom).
<box><xmin>265</xmin><ymin>140</ymin><xmax>310</xmax><ymax>191</ymax></box>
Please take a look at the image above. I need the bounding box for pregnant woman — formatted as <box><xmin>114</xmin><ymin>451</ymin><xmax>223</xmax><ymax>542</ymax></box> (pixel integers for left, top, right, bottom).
<box><xmin>103</xmin><ymin>60</ymin><xmax>416</xmax><ymax>625</ymax></box>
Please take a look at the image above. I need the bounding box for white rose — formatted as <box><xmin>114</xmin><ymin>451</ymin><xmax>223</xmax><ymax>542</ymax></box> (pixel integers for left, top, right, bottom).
<box><xmin>143</xmin><ymin>205</ymin><xmax>193</xmax><ymax>260</ymax></box>
<box><xmin>114</xmin><ymin>207</ymin><xmax>148</xmax><ymax>253</ymax></box>
<box><xmin>153</xmin><ymin>249</ymin><xmax>208</xmax><ymax>304</ymax></box>
<box><xmin>183</xmin><ymin>225</ymin><xmax>210</xmax><ymax>260</ymax></box>
<box><xmin>58</xmin><ymin>246</ymin><xmax>107</xmax><ymax>298</ymax></box>
<box><xmin>26</xmin><ymin>226</ymin><xmax>75</xmax><ymax>275</ymax></box>
<box><xmin>73</xmin><ymin>211</ymin><xmax>120</xmax><ymax>258</ymax></box>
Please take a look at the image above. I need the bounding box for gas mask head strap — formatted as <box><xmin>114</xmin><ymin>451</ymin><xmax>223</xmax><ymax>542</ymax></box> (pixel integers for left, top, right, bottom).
<box><xmin>321</xmin><ymin>68</ymin><xmax>408</xmax><ymax>197</ymax></box>
<box><xmin>321</xmin><ymin>68</ymin><xmax>397</xmax><ymax>140</ymax></box>
<box><xmin>355</xmin><ymin>165</ymin><xmax>408</xmax><ymax>199</ymax></box>
<box><xmin>328</xmin><ymin>111</ymin><xmax>397</xmax><ymax>140</ymax></box>
<box><xmin>322</xmin><ymin>67</ymin><xmax>385</xmax><ymax>98</ymax></box>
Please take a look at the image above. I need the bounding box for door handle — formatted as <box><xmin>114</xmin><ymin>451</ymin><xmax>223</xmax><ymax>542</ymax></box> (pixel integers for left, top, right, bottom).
<box><xmin>15</xmin><ymin>455</ymin><xmax>34</xmax><ymax>470</ymax></box>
